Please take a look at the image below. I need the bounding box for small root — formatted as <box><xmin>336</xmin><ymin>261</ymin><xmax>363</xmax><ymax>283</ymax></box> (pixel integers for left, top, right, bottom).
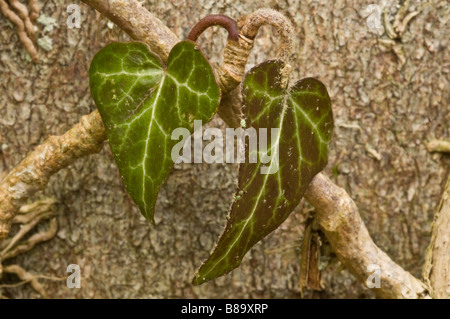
<box><xmin>0</xmin><ymin>0</ymin><xmax>39</xmax><ymax>62</ymax></box>
<box><xmin>1</xmin><ymin>210</ymin><xmax>55</xmax><ymax>256</ymax></box>
<box><xmin>2</xmin><ymin>218</ymin><xmax>57</xmax><ymax>261</ymax></box>
<box><xmin>8</xmin><ymin>0</ymin><xmax>36</xmax><ymax>40</ymax></box>
<box><xmin>384</xmin><ymin>1</ymin><xmax>430</xmax><ymax>40</ymax></box>
<box><xmin>2</xmin><ymin>264</ymin><xmax>48</xmax><ymax>298</ymax></box>
<box><xmin>0</xmin><ymin>198</ymin><xmax>59</xmax><ymax>298</ymax></box>
<box><xmin>28</xmin><ymin>0</ymin><xmax>39</xmax><ymax>22</ymax></box>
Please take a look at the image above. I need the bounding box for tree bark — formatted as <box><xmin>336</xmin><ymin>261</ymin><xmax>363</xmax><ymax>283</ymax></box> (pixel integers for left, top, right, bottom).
<box><xmin>0</xmin><ymin>0</ymin><xmax>448</xmax><ymax>298</ymax></box>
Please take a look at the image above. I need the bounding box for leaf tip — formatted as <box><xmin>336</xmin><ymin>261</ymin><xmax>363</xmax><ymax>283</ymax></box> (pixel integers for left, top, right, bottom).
<box><xmin>191</xmin><ymin>273</ymin><xmax>206</xmax><ymax>286</ymax></box>
<box><xmin>141</xmin><ymin>206</ymin><xmax>156</xmax><ymax>225</ymax></box>
<box><xmin>145</xmin><ymin>212</ymin><xmax>156</xmax><ymax>226</ymax></box>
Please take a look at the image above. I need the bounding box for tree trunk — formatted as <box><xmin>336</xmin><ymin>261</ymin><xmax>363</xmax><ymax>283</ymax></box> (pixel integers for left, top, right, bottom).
<box><xmin>0</xmin><ymin>0</ymin><xmax>448</xmax><ymax>298</ymax></box>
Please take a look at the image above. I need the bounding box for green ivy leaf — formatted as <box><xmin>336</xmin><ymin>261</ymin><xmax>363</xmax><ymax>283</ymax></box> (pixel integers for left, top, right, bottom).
<box><xmin>193</xmin><ymin>60</ymin><xmax>333</xmax><ymax>285</ymax></box>
<box><xmin>89</xmin><ymin>41</ymin><xmax>220</xmax><ymax>221</ymax></box>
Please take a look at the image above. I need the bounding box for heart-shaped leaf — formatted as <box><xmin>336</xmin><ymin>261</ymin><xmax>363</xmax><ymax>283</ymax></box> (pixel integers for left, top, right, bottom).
<box><xmin>89</xmin><ymin>41</ymin><xmax>220</xmax><ymax>221</ymax></box>
<box><xmin>193</xmin><ymin>60</ymin><xmax>333</xmax><ymax>284</ymax></box>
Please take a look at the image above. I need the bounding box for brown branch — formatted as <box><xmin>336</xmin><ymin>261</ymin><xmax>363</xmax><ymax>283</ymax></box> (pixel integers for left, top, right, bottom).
<box><xmin>189</xmin><ymin>14</ymin><xmax>251</xmax><ymax>96</ymax></box>
<box><xmin>423</xmin><ymin>174</ymin><xmax>450</xmax><ymax>298</ymax></box>
<box><xmin>2</xmin><ymin>218</ymin><xmax>57</xmax><ymax>261</ymax></box>
<box><xmin>305</xmin><ymin>173</ymin><xmax>430</xmax><ymax>299</ymax></box>
<box><xmin>0</xmin><ymin>111</ymin><xmax>105</xmax><ymax>239</ymax></box>
<box><xmin>0</xmin><ymin>210</ymin><xmax>54</xmax><ymax>256</ymax></box>
<box><xmin>81</xmin><ymin>0</ymin><xmax>178</xmax><ymax>64</ymax></box>
<box><xmin>214</xmin><ymin>31</ymin><xmax>253</xmax><ymax>98</ymax></box>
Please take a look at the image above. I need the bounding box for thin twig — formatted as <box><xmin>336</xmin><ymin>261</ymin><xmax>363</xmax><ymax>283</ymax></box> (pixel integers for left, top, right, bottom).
<box><xmin>217</xmin><ymin>9</ymin><xmax>295</xmax><ymax>127</ymax></box>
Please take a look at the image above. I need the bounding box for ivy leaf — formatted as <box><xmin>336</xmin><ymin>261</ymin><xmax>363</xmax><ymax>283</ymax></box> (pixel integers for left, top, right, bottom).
<box><xmin>193</xmin><ymin>60</ymin><xmax>333</xmax><ymax>285</ymax></box>
<box><xmin>89</xmin><ymin>41</ymin><xmax>220</xmax><ymax>222</ymax></box>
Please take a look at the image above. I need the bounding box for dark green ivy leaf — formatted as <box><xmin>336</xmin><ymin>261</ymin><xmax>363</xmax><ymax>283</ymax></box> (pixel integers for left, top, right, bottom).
<box><xmin>89</xmin><ymin>41</ymin><xmax>220</xmax><ymax>222</ymax></box>
<box><xmin>193</xmin><ymin>60</ymin><xmax>333</xmax><ymax>284</ymax></box>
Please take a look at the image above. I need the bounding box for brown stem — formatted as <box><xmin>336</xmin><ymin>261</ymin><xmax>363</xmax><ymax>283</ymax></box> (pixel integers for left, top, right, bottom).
<box><xmin>305</xmin><ymin>173</ymin><xmax>430</xmax><ymax>299</ymax></box>
<box><xmin>0</xmin><ymin>111</ymin><xmax>106</xmax><ymax>239</ymax></box>
<box><xmin>217</xmin><ymin>9</ymin><xmax>296</xmax><ymax>127</ymax></box>
<box><xmin>239</xmin><ymin>8</ymin><xmax>294</xmax><ymax>66</ymax></box>
<box><xmin>187</xmin><ymin>14</ymin><xmax>239</xmax><ymax>42</ymax></box>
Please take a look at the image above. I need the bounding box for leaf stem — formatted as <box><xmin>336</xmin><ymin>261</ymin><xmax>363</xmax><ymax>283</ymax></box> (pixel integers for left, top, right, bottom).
<box><xmin>239</xmin><ymin>9</ymin><xmax>295</xmax><ymax>67</ymax></box>
<box><xmin>187</xmin><ymin>14</ymin><xmax>239</xmax><ymax>42</ymax></box>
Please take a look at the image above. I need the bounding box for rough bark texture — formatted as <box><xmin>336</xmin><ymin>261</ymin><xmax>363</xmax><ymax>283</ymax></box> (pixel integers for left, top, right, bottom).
<box><xmin>0</xmin><ymin>0</ymin><xmax>448</xmax><ymax>298</ymax></box>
